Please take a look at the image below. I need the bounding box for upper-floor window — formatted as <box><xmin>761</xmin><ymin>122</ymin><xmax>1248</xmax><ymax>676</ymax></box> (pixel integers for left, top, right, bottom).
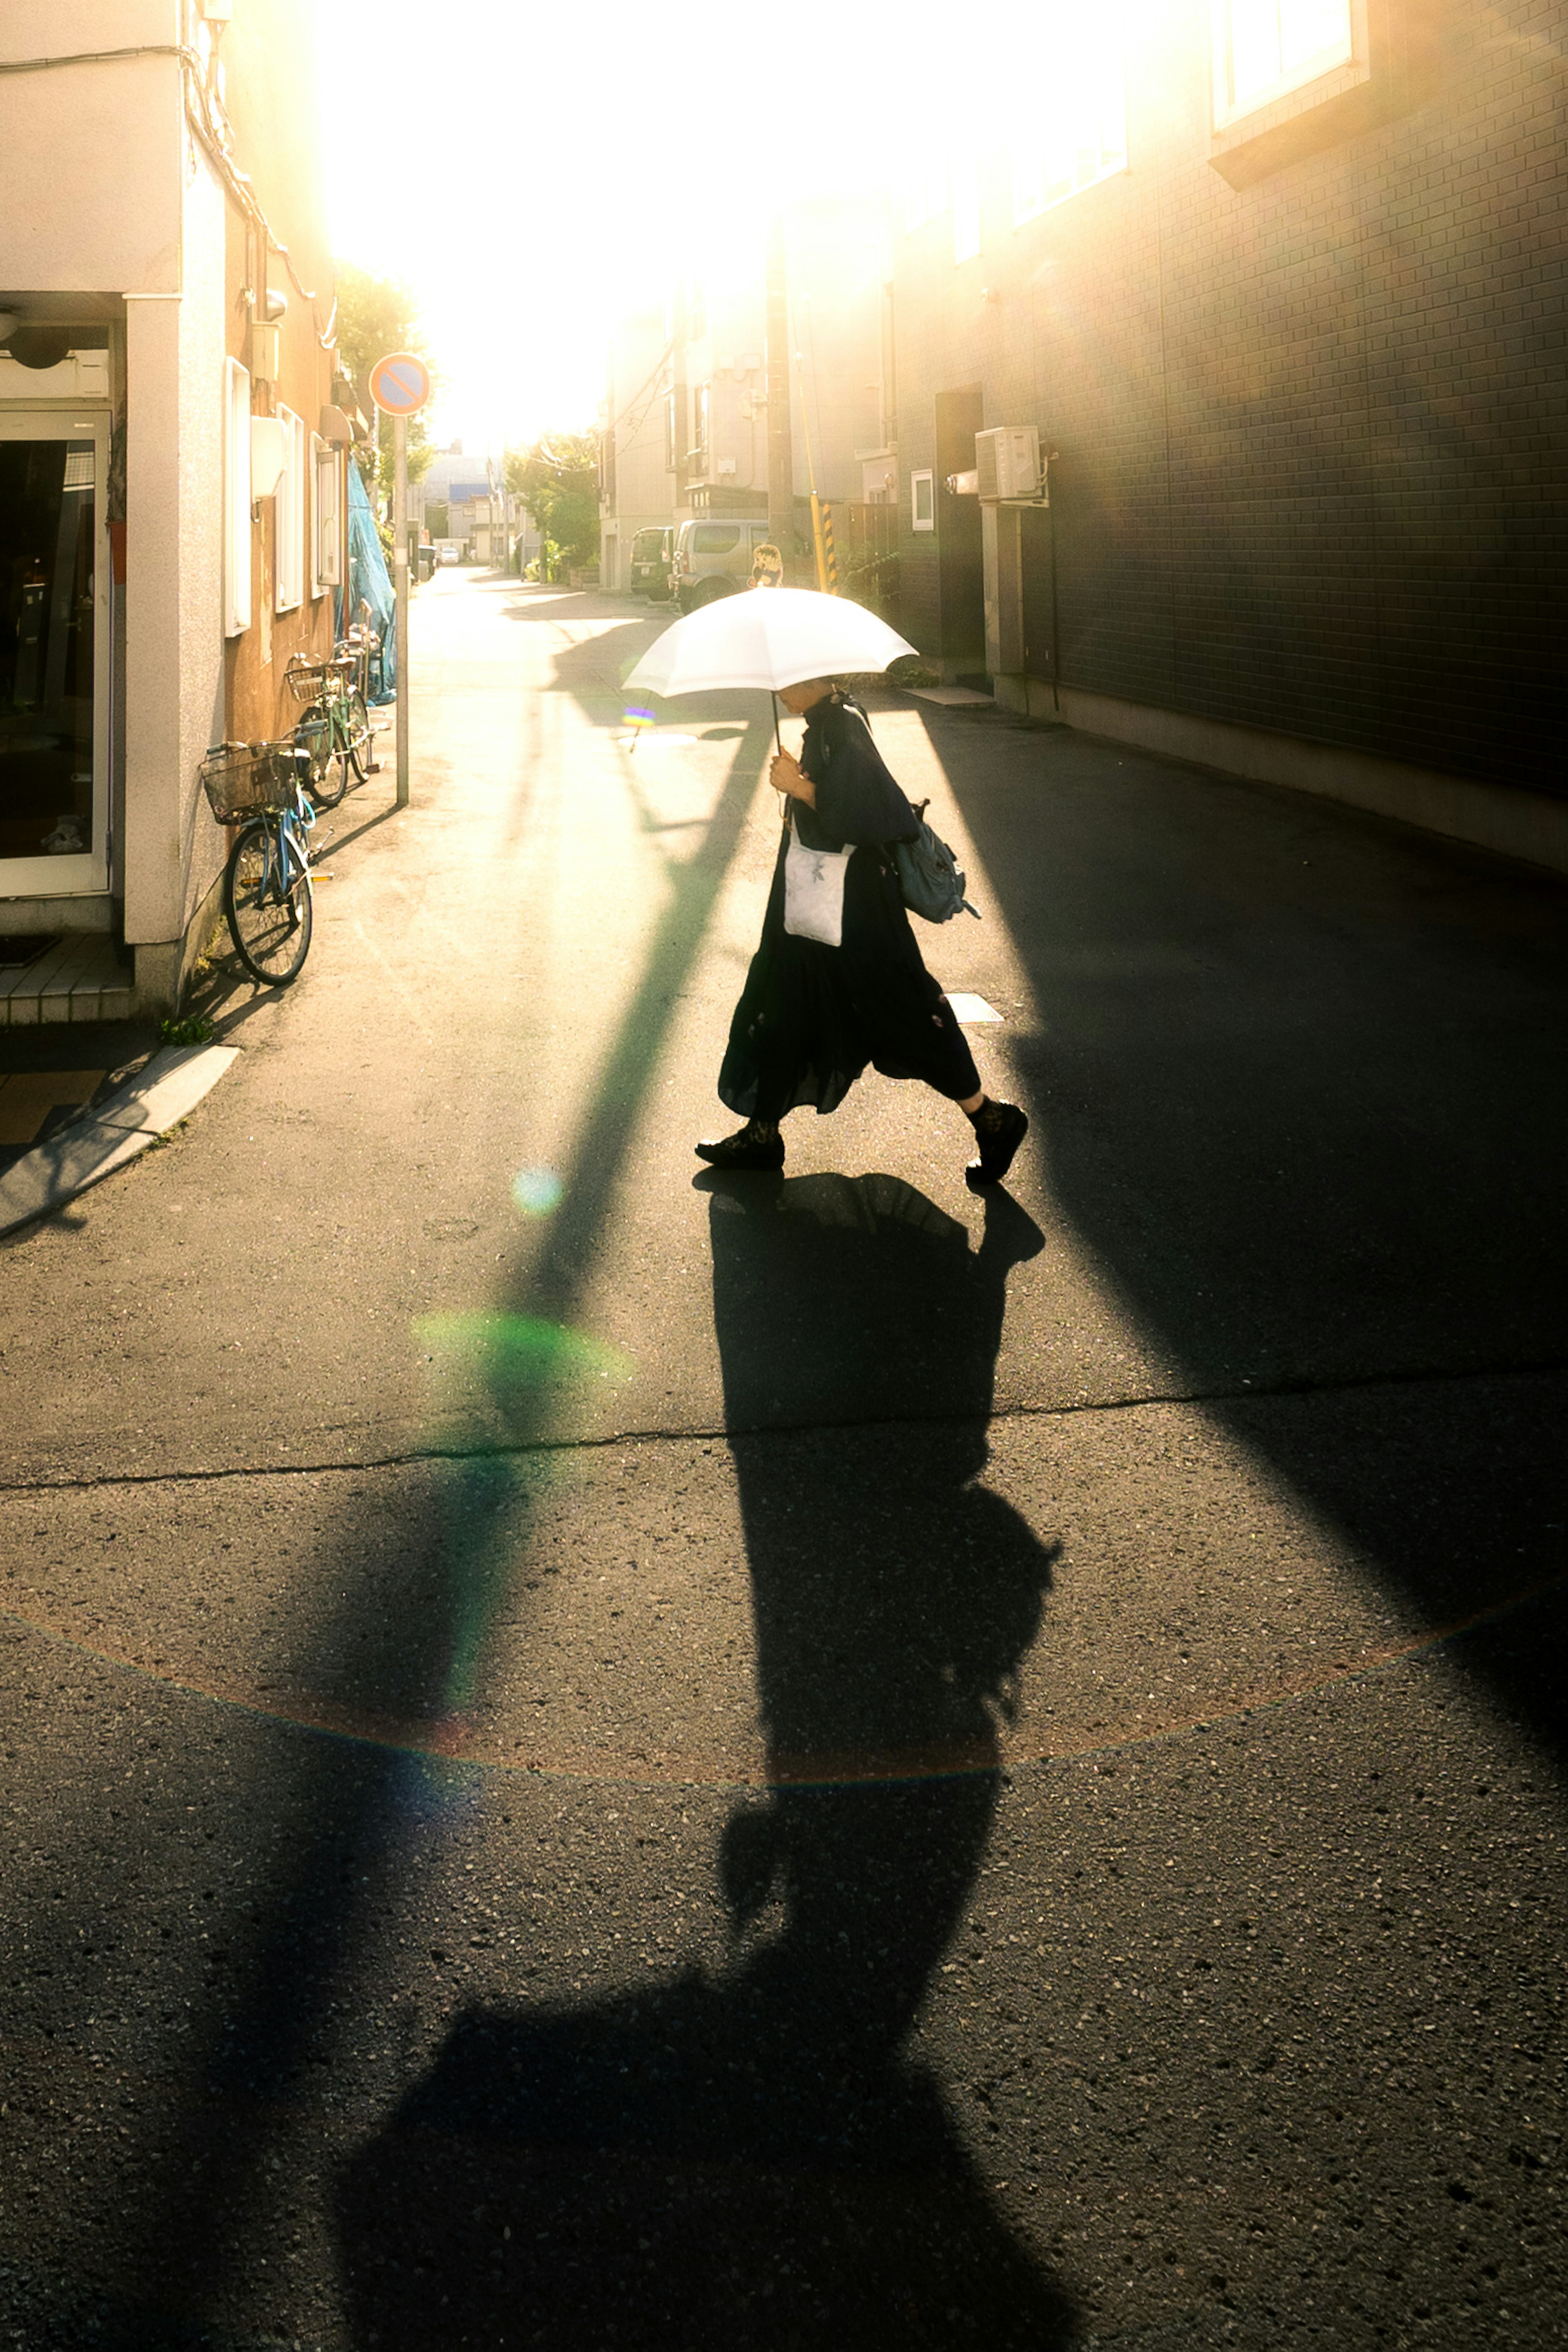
<box><xmin>1212</xmin><ymin>0</ymin><xmax>1353</xmax><ymax>122</ymax></box>
<box><xmin>274</xmin><ymin>406</ymin><xmax>305</xmax><ymax>613</ymax></box>
<box><xmin>952</xmin><ymin>152</ymin><xmax>981</xmax><ymax>263</ymax></box>
<box><xmin>1012</xmin><ymin>20</ymin><xmax>1127</xmax><ymax>223</ymax></box>
<box><xmin>223</xmin><ymin>356</ymin><xmax>251</xmax><ymax>638</ymax></box>
<box><xmin>904</xmin><ymin>163</ymin><xmax>948</xmax><ymax>234</ymax></box>
<box><xmin>311</xmin><ymin>435</ymin><xmax>339</xmax><ymax>596</ymax></box>
<box><xmin>692</xmin><ymin>383</ymin><xmax>711</xmax><ymax>475</ymax></box>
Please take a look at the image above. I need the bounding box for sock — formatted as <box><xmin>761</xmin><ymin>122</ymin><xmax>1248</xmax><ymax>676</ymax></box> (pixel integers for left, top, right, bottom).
<box><xmin>966</xmin><ymin>1097</ymin><xmax>1007</xmax><ymax>1133</ymax></box>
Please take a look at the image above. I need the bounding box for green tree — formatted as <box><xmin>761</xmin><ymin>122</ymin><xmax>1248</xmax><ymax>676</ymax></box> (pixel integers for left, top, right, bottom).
<box><xmin>333</xmin><ymin>261</ymin><xmax>439</xmax><ymax>522</ymax></box>
<box><xmin>505</xmin><ymin>431</ymin><xmax>599</xmax><ymax>580</ymax></box>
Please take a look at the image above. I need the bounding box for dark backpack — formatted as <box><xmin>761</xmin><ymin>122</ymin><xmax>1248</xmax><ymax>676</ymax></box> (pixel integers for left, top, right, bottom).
<box><xmin>830</xmin><ymin>702</ymin><xmax>980</xmax><ymax>924</ymax></box>
<box><xmin>892</xmin><ymin>800</ymin><xmax>980</xmax><ymax>923</ymax></box>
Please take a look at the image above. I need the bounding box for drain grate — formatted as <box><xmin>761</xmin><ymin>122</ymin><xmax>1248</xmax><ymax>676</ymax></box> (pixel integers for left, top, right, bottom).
<box><xmin>0</xmin><ymin>934</ymin><xmax>59</xmax><ymax>969</ymax></box>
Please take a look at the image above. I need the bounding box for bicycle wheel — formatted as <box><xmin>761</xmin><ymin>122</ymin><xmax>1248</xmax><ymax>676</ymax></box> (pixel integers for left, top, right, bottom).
<box><xmin>297</xmin><ymin>708</ymin><xmax>349</xmax><ymax>811</ymax></box>
<box><xmin>346</xmin><ymin>688</ymin><xmax>372</xmax><ymax>779</ymax></box>
<box><xmin>225</xmin><ymin>818</ymin><xmax>313</xmax><ymax>985</ymax></box>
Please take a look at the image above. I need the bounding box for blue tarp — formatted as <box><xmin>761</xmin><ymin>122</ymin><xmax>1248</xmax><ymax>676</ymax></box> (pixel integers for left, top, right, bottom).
<box><xmin>340</xmin><ymin>458</ymin><xmax>396</xmax><ymax>703</ymax></box>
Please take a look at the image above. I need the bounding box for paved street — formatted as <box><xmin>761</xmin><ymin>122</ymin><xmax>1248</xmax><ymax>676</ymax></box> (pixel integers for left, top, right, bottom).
<box><xmin>2</xmin><ymin>565</ymin><xmax>1565</xmax><ymax>2349</ymax></box>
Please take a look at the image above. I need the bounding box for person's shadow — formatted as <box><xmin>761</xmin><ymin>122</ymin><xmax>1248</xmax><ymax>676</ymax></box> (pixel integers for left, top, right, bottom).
<box><xmin>336</xmin><ymin>1174</ymin><xmax>1076</xmax><ymax>2348</ymax></box>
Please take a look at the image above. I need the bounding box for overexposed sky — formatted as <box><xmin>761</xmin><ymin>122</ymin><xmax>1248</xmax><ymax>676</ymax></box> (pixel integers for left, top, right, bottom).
<box><xmin>310</xmin><ymin>0</ymin><xmax>965</xmax><ymax>456</ymax></box>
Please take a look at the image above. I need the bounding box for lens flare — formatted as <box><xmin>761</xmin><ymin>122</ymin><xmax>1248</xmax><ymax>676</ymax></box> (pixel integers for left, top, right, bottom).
<box><xmin>414</xmin><ymin>1312</ymin><xmax>633</xmax><ymax>1387</ymax></box>
<box><xmin>511</xmin><ymin>1165</ymin><xmax>564</xmax><ymax>1216</ymax></box>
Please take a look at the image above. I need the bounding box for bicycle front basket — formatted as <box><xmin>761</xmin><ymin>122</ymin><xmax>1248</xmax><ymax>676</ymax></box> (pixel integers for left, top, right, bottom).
<box><xmin>199</xmin><ymin>743</ymin><xmax>298</xmax><ymax>823</ymax></box>
<box><xmin>285</xmin><ymin>653</ymin><xmax>355</xmax><ymax>704</ymax></box>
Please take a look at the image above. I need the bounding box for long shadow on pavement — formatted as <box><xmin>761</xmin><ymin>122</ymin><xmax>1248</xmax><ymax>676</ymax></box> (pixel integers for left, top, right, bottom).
<box><xmin>336</xmin><ymin>1175</ymin><xmax>1076</xmax><ymax>2349</ymax></box>
<box><xmin>76</xmin><ymin>700</ymin><xmax>775</xmax><ymax>2345</ymax></box>
<box><xmin>938</xmin><ymin>718</ymin><xmax>1568</xmax><ymax>1759</ymax></box>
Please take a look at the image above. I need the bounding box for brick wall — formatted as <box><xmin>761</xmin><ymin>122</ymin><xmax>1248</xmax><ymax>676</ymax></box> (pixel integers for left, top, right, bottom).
<box><xmin>893</xmin><ymin>0</ymin><xmax>1567</xmax><ymax>793</ymax></box>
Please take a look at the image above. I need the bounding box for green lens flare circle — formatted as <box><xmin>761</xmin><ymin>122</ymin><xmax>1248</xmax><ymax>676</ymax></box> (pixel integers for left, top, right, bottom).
<box><xmin>512</xmin><ymin>1166</ymin><xmax>564</xmax><ymax>1215</ymax></box>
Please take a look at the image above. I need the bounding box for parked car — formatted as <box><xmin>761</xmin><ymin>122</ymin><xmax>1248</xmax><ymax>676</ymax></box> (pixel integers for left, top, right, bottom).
<box><xmin>672</xmin><ymin>518</ymin><xmax>775</xmax><ymax>613</ymax></box>
<box><xmin>629</xmin><ymin>525</ymin><xmax>674</xmax><ymax>602</ymax></box>
<box><xmin>437</xmin><ymin>544</ymin><xmax>459</xmax><ymax>566</ymax></box>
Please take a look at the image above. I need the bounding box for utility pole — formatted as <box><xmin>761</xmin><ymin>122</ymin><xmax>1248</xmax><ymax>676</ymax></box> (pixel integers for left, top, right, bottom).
<box><xmin>393</xmin><ymin>411</ymin><xmax>410</xmax><ymax>808</ymax></box>
<box><xmin>765</xmin><ymin>216</ymin><xmax>795</xmax><ymax>575</ymax></box>
<box><xmin>795</xmin><ymin>348</ymin><xmax>831</xmax><ymax>594</ymax></box>
<box><xmin>369</xmin><ymin>350</ymin><xmax>430</xmax><ymax>811</ymax></box>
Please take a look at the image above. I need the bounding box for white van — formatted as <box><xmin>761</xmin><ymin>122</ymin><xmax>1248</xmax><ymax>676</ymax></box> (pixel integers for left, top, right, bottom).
<box><xmin>671</xmin><ymin>518</ymin><xmax>776</xmax><ymax>613</ymax></box>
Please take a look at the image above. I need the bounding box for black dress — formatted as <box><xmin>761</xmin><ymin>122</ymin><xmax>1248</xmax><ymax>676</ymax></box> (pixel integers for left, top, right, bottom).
<box><xmin>717</xmin><ymin>694</ymin><xmax>982</xmax><ymax>1121</ymax></box>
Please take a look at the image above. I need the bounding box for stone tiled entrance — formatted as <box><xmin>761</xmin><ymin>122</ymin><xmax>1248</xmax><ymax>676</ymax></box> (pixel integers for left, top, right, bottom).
<box><xmin>0</xmin><ymin>931</ymin><xmax>132</xmax><ymax>1024</ymax></box>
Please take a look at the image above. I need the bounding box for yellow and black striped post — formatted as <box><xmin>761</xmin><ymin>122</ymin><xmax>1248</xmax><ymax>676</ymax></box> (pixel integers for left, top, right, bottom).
<box><xmin>820</xmin><ymin>498</ymin><xmax>839</xmax><ymax>593</ymax></box>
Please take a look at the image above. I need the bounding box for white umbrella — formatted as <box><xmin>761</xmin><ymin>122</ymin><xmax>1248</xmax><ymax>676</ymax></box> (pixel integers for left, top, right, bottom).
<box><xmin>623</xmin><ymin>588</ymin><xmax>918</xmax><ymax>700</ymax></box>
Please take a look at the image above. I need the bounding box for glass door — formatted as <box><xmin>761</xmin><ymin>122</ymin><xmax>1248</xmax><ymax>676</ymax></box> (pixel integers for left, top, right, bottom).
<box><xmin>0</xmin><ymin>411</ymin><xmax>110</xmax><ymax>893</ymax></box>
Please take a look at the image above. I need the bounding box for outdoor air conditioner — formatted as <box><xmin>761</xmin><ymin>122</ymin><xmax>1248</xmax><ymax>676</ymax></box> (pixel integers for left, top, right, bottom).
<box><xmin>975</xmin><ymin>424</ymin><xmax>1044</xmax><ymax>503</ymax></box>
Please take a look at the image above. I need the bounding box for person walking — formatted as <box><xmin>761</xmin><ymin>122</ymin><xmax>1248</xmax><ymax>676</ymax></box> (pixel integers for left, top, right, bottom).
<box><xmin>697</xmin><ymin>680</ymin><xmax>1028</xmax><ymax>1185</ymax></box>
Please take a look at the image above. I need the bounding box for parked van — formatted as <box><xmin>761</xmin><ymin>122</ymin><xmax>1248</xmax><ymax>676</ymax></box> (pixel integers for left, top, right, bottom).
<box><xmin>672</xmin><ymin>517</ymin><xmax>775</xmax><ymax>613</ymax></box>
<box><xmin>629</xmin><ymin>526</ymin><xmax>674</xmax><ymax>602</ymax></box>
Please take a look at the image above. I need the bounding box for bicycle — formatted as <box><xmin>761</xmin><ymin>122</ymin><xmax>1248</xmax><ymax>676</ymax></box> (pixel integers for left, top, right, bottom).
<box><xmin>285</xmin><ymin>652</ymin><xmax>370</xmax><ymax>813</ymax></box>
<box><xmin>337</xmin><ymin>601</ymin><xmax>385</xmax><ymax>707</ymax></box>
<box><xmin>200</xmin><ymin>739</ymin><xmax>317</xmax><ymax>986</ymax></box>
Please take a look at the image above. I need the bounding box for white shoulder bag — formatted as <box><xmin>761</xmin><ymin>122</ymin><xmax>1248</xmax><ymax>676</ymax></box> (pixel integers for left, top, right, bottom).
<box><xmin>783</xmin><ymin>815</ymin><xmax>851</xmax><ymax>947</ymax></box>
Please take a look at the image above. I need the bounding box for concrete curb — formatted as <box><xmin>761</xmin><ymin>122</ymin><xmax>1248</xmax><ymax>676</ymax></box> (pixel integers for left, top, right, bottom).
<box><xmin>0</xmin><ymin>1043</ymin><xmax>239</xmax><ymax>1238</ymax></box>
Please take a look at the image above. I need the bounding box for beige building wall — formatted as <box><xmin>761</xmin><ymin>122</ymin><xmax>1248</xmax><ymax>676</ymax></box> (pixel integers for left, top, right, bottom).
<box><xmin>0</xmin><ymin>0</ymin><xmax>339</xmax><ymax>1006</ymax></box>
<box><xmin>0</xmin><ymin>4</ymin><xmax>183</xmax><ymax>294</ymax></box>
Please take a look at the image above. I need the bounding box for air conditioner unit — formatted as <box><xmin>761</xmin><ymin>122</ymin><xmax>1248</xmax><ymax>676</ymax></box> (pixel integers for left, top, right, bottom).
<box><xmin>975</xmin><ymin>424</ymin><xmax>1043</xmax><ymax>503</ymax></box>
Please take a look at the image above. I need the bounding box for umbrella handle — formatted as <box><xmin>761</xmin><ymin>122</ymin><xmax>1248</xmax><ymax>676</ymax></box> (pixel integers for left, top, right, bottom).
<box><xmin>772</xmin><ymin>691</ymin><xmax>782</xmax><ymax>756</ymax></box>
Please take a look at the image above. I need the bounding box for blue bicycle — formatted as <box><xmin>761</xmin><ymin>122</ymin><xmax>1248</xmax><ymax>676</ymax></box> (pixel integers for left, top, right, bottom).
<box><xmin>200</xmin><ymin>739</ymin><xmax>317</xmax><ymax>985</ymax></box>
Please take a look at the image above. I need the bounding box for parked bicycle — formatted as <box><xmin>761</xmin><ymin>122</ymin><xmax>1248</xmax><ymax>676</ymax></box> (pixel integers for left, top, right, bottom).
<box><xmin>200</xmin><ymin>739</ymin><xmax>317</xmax><ymax>985</ymax></box>
<box><xmin>285</xmin><ymin>651</ymin><xmax>370</xmax><ymax>812</ymax></box>
<box><xmin>337</xmin><ymin>601</ymin><xmax>385</xmax><ymax>709</ymax></box>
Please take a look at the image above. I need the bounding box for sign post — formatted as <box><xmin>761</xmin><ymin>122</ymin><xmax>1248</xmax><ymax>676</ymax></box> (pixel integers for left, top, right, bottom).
<box><xmin>392</xmin><ymin>414</ymin><xmax>409</xmax><ymax>806</ymax></box>
<box><xmin>369</xmin><ymin>351</ymin><xmax>432</xmax><ymax>811</ymax></box>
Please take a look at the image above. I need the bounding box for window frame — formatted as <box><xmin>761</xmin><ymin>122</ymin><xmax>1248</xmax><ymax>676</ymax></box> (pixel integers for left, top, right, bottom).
<box><xmin>1211</xmin><ymin>0</ymin><xmax>1356</xmax><ymax>129</ymax></box>
<box><xmin>223</xmin><ymin>355</ymin><xmax>252</xmax><ymax>638</ymax></box>
<box><xmin>1011</xmin><ymin>25</ymin><xmax>1129</xmax><ymax>227</ymax></box>
<box><xmin>951</xmin><ymin>151</ymin><xmax>981</xmax><ymax>263</ymax></box>
<box><xmin>904</xmin><ymin>163</ymin><xmax>948</xmax><ymax>235</ymax></box>
<box><xmin>910</xmin><ymin>470</ymin><xmax>935</xmax><ymax>532</ymax></box>
<box><xmin>273</xmin><ymin>404</ymin><xmax>306</xmax><ymax>613</ymax></box>
<box><xmin>311</xmin><ymin>433</ymin><xmax>340</xmax><ymax>596</ymax></box>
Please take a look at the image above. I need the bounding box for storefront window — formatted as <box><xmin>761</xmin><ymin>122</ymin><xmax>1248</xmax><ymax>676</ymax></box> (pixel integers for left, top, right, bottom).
<box><xmin>0</xmin><ymin>433</ymin><xmax>96</xmax><ymax>863</ymax></box>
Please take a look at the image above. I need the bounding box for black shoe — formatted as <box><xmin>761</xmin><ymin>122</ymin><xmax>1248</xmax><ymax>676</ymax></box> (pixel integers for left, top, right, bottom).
<box><xmin>966</xmin><ymin>1101</ymin><xmax>1028</xmax><ymax>1188</ymax></box>
<box><xmin>695</xmin><ymin>1126</ymin><xmax>785</xmax><ymax>1172</ymax></box>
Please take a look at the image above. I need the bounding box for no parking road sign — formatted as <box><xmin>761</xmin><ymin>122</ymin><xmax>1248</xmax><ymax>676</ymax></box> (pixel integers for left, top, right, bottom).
<box><xmin>370</xmin><ymin>351</ymin><xmax>430</xmax><ymax>416</ymax></box>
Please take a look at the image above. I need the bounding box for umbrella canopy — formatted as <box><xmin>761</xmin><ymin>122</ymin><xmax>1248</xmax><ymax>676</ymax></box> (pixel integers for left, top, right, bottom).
<box><xmin>622</xmin><ymin>588</ymin><xmax>918</xmax><ymax>698</ymax></box>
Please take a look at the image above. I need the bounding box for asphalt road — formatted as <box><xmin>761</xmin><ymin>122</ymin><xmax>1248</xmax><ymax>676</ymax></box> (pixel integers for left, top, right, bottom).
<box><xmin>2</xmin><ymin>567</ymin><xmax>1564</xmax><ymax>2350</ymax></box>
